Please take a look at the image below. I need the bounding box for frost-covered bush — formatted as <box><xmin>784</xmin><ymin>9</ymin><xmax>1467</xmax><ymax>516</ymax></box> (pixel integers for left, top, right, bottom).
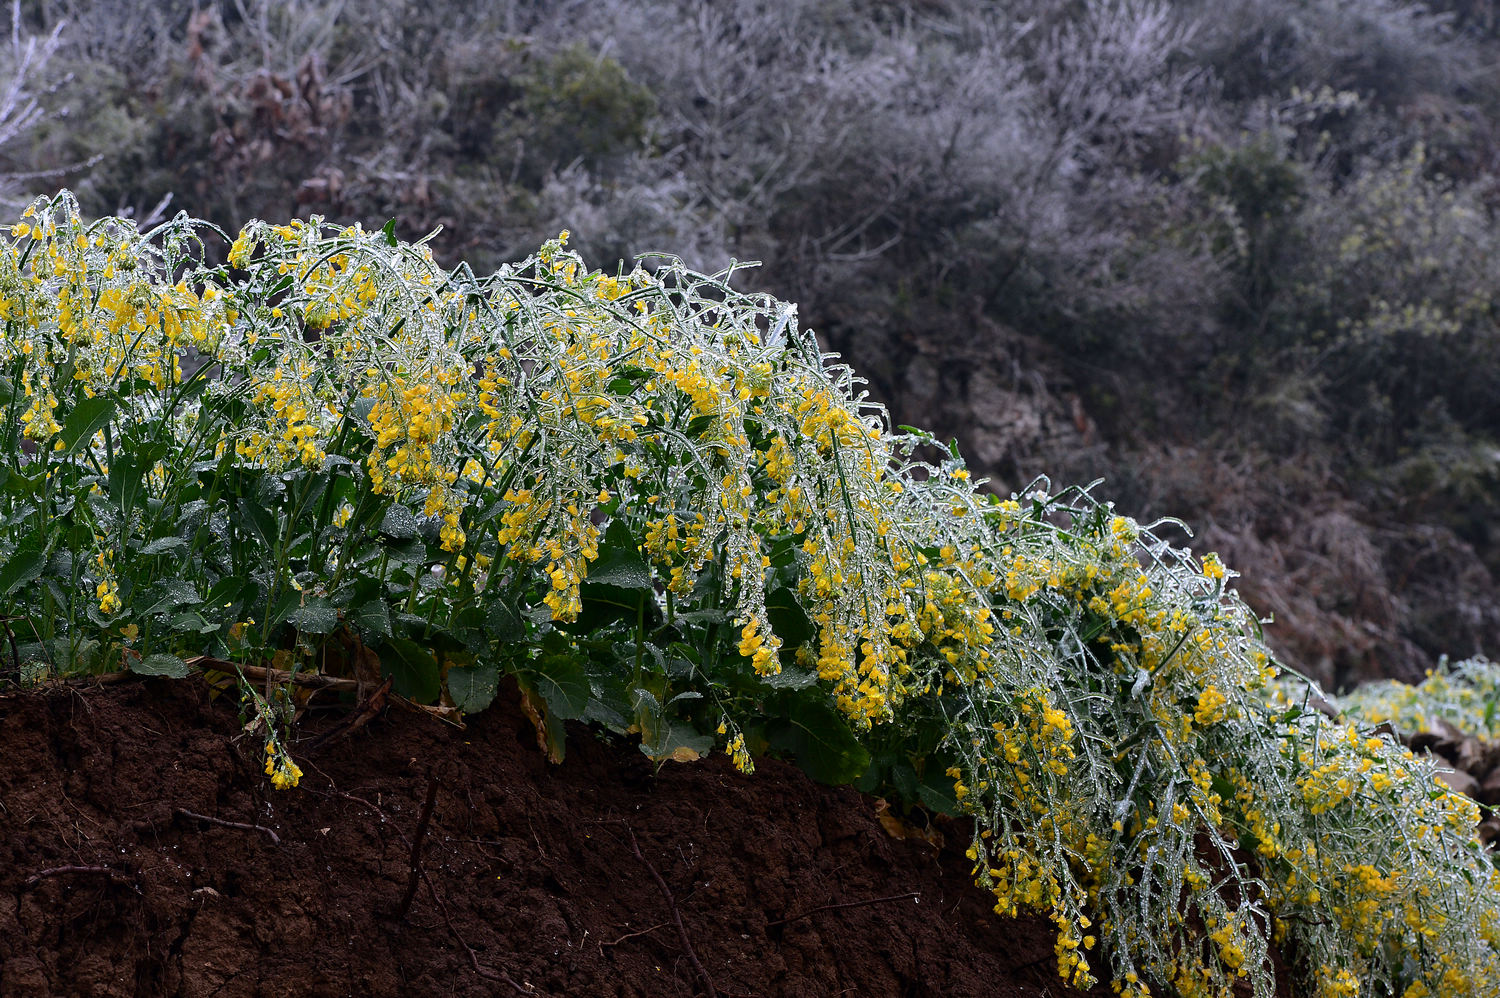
<box><xmin>0</xmin><ymin>192</ymin><xmax>1495</xmax><ymax>998</ymax></box>
<box><xmin>1338</xmin><ymin>657</ymin><xmax>1500</xmax><ymax>742</ymax></box>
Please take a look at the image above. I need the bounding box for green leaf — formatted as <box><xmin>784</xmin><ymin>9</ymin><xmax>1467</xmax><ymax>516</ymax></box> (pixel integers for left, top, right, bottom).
<box><xmin>757</xmin><ymin>667</ymin><xmax>818</xmax><ymax>690</ymax></box>
<box><xmin>377</xmin><ymin>637</ymin><xmax>441</xmax><ymax>703</ymax></box>
<box><xmin>486</xmin><ymin>599</ymin><xmax>526</xmax><ymax>643</ymax></box>
<box><xmin>448</xmin><ymin>661</ymin><xmax>500</xmax><ymax>712</ymax></box>
<box><xmin>572</xmin><ymin>583</ymin><xmax>652</xmax><ymax>632</ymax></box>
<box><xmin>582</xmin><ymin>670</ymin><xmax>631</xmax><ymax>730</ymax></box>
<box><xmin>108</xmin><ymin>442</ymin><xmax>167</xmax><ymax>519</ymax></box>
<box><xmin>533</xmin><ymin>648</ymin><xmax>590</xmax><ymax>720</ymax></box>
<box><xmin>0</xmin><ymin>466</ymin><xmax>40</xmax><ymax>497</ymax></box>
<box><xmin>168</xmin><ymin>611</ymin><xmax>220</xmax><ymax>634</ymax></box>
<box><xmin>287</xmin><ymin>597</ymin><xmax>338</xmax><ymax>635</ymax></box>
<box><xmin>642</xmin><ymin>723</ymin><xmax>715</xmax><ymax>762</ymax></box>
<box><xmin>348</xmin><ymin>597</ymin><xmax>391</xmax><ymax>639</ymax></box>
<box><xmin>54</xmin><ymin>637</ymin><xmax>102</xmax><ymax>674</ymax></box>
<box><xmin>890</xmin><ymin>759</ymin><xmax>921</xmax><ymax>802</ymax></box>
<box><xmin>765</xmin><ymin>696</ymin><xmax>870</xmax><ymax>785</ymax></box>
<box><xmin>382</xmin><ymin>536</ymin><xmax>427</xmax><ymax>565</ymax></box>
<box><xmin>379</xmin><ymin>503</ymin><xmax>419</xmax><ymax>539</ymax></box>
<box><xmin>58</xmin><ymin>397</ymin><xmax>117</xmax><ymax>455</ymax></box>
<box><xmin>917</xmin><ymin>782</ymin><xmax>962</xmax><ymax>817</ymax></box>
<box><xmin>684</xmin><ymin>413</ymin><xmax>718</xmax><ymax>438</ymax></box>
<box><xmin>0</xmin><ymin>535</ymin><xmax>47</xmax><ymax>596</ymax></box>
<box><xmin>142</xmin><ymin>580</ymin><xmax>199</xmax><ymax>615</ymax></box>
<box><xmin>383</xmin><ymin>218</ymin><xmax>398</xmax><ymax>246</ymax></box>
<box><xmin>139</xmin><ymin>536</ymin><xmax>188</xmax><ymax>557</ymax></box>
<box><xmin>587</xmin><ymin>519</ymin><xmax>652</xmax><ymax>589</ymax></box>
<box><xmin>133</xmin><ymin>653</ymin><xmax>190</xmax><ymax>679</ymax></box>
<box><xmin>204</xmin><ymin>575</ymin><xmax>256</xmax><ymax>615</ymax></box>
<box><xmin>108</xmin><ymin>453</ymin><xmax>143</xmax><ymax>518</ymax></box>
<box><xmin>233</xmin><ymin>499</ymin><xmax>279</xmax><ymax>551</ymax></box>
<box><xmin>765</xmin><ymin>586</ymin><xmax>815</xmax><ymax>647</ymax></box>
<box><xmin>336</xmin><ymin>575</ymin><xmax>392</xmax><ymax>638</ymax></box>
<box><xmin>605</xmin><ymin>366</ymin><xmax>651</xmax><ymax>396</ymax></box>
<box><xmin>675</xmin><ymin>609</ymin><xmax>727</xmax><ymax>627</ymax></box>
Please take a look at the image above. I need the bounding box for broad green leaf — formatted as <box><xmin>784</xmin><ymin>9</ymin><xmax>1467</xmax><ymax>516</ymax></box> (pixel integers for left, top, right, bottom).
<box><xmin>108</xmin><ymin>442</ymin><xmax>167</xmax><ymax>518</ymax></box>
<box><xmin>917</xmin><ymin>782</ymin><xmax>962</xmax><ymax>817</ymax></box>
<box><xmin>485</xmin><ymin>599</ymin><xmax>526</xmax><ymax>643</ymax></box>
<box><xmin>348</xmin><ymin>597</ymin><xmax>392</xmax><ymax>638</ymax></box>
<box><xmin>571</xmin><ymin>582</ymin><xmax>653</xmax><ymax>632</ymax></box>
<box><xmin>586</xmin><ymin>519</ymin><xmax>652</xmax><ymax>589</ymax></box>
<box><xmin>0</xmin><ymin>536</ymin><xmax>46</xmax><ymax>596</ymax></box>
<box><xmin>765</xmin><ymin>586</ymin><xmax>815</xmax><ymax>648</ymax></box>
<box><xmin>379</xmin><ymin>503</ymin><xmax>419</xmax><ymax>539</ymax></box>
<box><xmin>54</xmin><ymin>637</ymin><xmax>102</xmax><ymax>674</ymax></box>
<box><xmin>757</xmin><ymin>667</ymin><xmax>819</xmax><ymax>691</ymax></box>
<box><xmin>684</xmin><ymin>413</ymin><xmax>717</xmax><ymax>438</ymax></box>
<box><xmin>583</xmin><ymin>671</ymin><xmax>631</xmax><ymax>730</ymax></box>
<box><xmin>58</xmin><ymin>397</ymin><xmax>117</xmax><ymax>455</ymax></box>
<box><xmin>642</xmin><ymin>723</ymin><xmax>715</xmax><ymax>762</ymax></box>
<box><xmin>133</xmin><ymin>653</ymin><xmax>190</xmax><ymax>679</ymax></box>
<box><xmin>533</xmin><ymin>650</ymin><xmax>590</xmax><ymax>720</ymax></box>
<box><xmin>168</xmin><ymin>611</ymin><xmax>220</xmax><ymax>634</ymax></box>
<box><xmin>0</xmin><ymin>466</ymin><xmax>40</xmax><ymax>497</ymax></box>
<box><xmin>765</xmin><ymin>696</ymin><xmax>870</xmax><ymax>785</ymax></box>
<box><xmin>139</xmin><ymin>536</ymin><xmax>188</xmax><ymax>557</ymax></box>
<box><xmin>675</xmin><ymin>609</ymin><xmax>727</xmax><ymax>626</ymax></box>
<box><xmin>448</xmin><ymin>662</ymin><xmax>500</xmax><ymax>712</ymax></box>
<box><xmin>108</xmin><ymin>453</ymin><xmax>143</xmax><ymax>518</ymax></box>
<box><xmin>233</xmin><ymin>499</ymin><xmax>279</xmax><ymax>551</ymax></box>
<box><xmin>378</xmin><ymin>637</ymin><xmax>441</xmax><ymax>703</ymax></box>
<box><xmin>142</xmin><ymin>580</ymin><xmax>199</xmax><ymax>615</ymax></box>
<box><xmin>287</xmin><ymin>597</ymin><xmax>338</xmax><ymax>635</ymax></box>
<box><xmin>336</xmin><ymin>576</ymin><xmax>392</xmax><ymax>638</ymax></box>
<box><xmin>204</xmin><ymin>575</ymin><xmax>255</xmax><ymax>613</ymax></box>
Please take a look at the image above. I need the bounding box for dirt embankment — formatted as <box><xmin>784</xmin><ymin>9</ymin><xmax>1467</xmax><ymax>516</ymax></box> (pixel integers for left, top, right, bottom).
<box><xmin>0</xmin><ymin>680</ymin><xmax>1111</xmax><ymax>998</ymax></box>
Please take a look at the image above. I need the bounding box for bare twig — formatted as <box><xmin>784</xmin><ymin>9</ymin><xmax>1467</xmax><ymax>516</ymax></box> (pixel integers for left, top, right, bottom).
<box><xmin>175</xmin><ymin>807</ymin><xmax>281</xmax><ymax>846</ymax></box>
<box><xmin>24</xmin><ymin>865</ymin><xmax>139</xmax><ymax>892</ymax></box>
<box><xmin>420</xmin><ymin>864</ymin><xmax>532</xmax><ymax>993</ymax></box>
<box><xmin>187</xmin><ymin>656</ymin><xmax>360</xmax><ymax>692</ymax></box>
<box><xmin>768</xmin><ymin>888</ymin><xmax>918</xmax><ymax>924</ymax></box>
<box><xmin>395</xmin><ymin>771</ymin><xmax>439</xmax><ymax>921</ymax></box>
<box><xmin>624</xmin><ymin>824</ymin><xmax>717</xmax><ymax>998</ymax></box>
<box><xmin>767</xmin><ymin>891</ymin><xmax>921</xmax><ymax>927</ymax></box>
<box><xmin>601</xmin><ymin>921</ymin><xmax>671</xmax><ymax>949</ymax></box>
<box><xmin>389</xmin><ymin>693</ymin><xmax>466</xmax><ymax>728</ymax></box>
<box><xmin>299</xmin><ymin>676</ymin><xmax>391</xmax><ymax>753</ymax></box>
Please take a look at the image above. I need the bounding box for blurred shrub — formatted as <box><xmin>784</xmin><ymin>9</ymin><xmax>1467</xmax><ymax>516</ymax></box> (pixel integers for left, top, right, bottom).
<box><xmin>4</xmin><ymin>0</ymin><xmax>1500</xmax><ymax>684</ymax></box>
<box><xmin>513</xmin><ymin>43</ymin><xmax>654</xmax><ymax>181</ymax></box>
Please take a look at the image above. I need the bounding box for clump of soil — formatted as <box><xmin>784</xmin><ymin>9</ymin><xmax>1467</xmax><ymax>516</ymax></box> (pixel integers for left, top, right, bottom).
<box><xmin>0</xmin><ymin>679</ymin><xmax>1112</xmax><ymax>998</ymax></box>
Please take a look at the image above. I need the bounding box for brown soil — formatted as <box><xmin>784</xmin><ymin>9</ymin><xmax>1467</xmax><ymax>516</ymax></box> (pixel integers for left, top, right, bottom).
<box><xmin>0</xmin><ymin>679</ymin><xmax>1115</xmax><ymax>998</ymax></box>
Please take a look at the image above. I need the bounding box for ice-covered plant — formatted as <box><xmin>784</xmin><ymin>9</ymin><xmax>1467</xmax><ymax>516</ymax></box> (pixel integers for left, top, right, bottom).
<box><xmin>1337</xmin><ymin>656</ymin><xmax>1500</xmax><ymax>742</ymax></box>
<box><xmin>0</xmin><ymin>191</ymin><xmax>1494</xmax><ymax>998</ymax></box>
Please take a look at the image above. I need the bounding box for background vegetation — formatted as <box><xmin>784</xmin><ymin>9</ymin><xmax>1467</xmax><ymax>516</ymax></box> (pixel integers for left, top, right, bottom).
<box><xmin>4</xmin><ymin>0</ymin><xmax>1500</xmax><ymax>689</ymax></box>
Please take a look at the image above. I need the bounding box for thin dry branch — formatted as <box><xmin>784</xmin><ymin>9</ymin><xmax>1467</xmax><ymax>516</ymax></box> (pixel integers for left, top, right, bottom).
<box><xmin>187</xmin><ymin>656</ymin><xmax>360</xmax><ymax>692</ymax></box>
<box><xmin>624</xmin><ymin>824</ymin><xmax>717</xmax><ymax>998</ymax></box>
<box><xmin>175</xmin><ymin>807</ymin><xmax>281</xmax><ymax>846</ymax></box>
